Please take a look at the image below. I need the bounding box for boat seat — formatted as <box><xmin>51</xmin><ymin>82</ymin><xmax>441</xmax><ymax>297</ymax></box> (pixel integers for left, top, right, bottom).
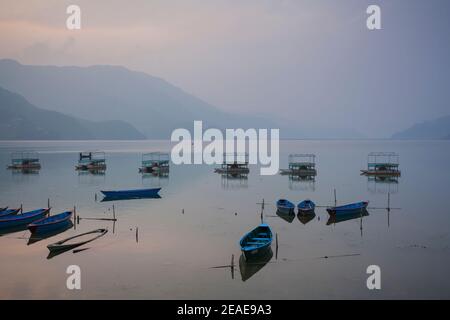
<box><xmin>258</xmin><ymin>233</ymin><xmax>268</xmax><ymax>236</ymax></box>
<box><xmin>250</xmin><ymin>238</ymin><xmax>269</xmax><ymax>241</ymax></box>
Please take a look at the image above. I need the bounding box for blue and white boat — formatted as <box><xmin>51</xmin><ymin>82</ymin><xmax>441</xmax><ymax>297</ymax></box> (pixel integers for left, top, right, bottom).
<box><xmin>28</xmin><ymin>211</ymin><xmax>73</xmax><ymax>234</ymax></box>
<box><xmin>100</xmin><ymin>188</ymin><xmax>161</xmax><ymax>200</ymax></box>
<box><xmin>0</xmin><ymin>208</ymin><xmax>20</xmax><ymax>218</ymax></box>
<box><xmin>276</xmin><ymin>199</ymin><xmax>295</xmax><ymax>214</ymax></box>
<box><xmin>0</xmin><ymin>208</ymin><xmax>50</xmax><ymax>229</ymax></box>
<box><xmin>326</xmin><ymin>201</ymin><xmax>369</xmax><ymax>215</ymax></box>
<box><xmin>239</xmin><ymin>223</ymin><xmax>273</xmax><ymax>260</ymax></box>
<box><xmin>297</xmin><ymin>199</ymin><xmax>316</xmax><ymax>214</ymax></box>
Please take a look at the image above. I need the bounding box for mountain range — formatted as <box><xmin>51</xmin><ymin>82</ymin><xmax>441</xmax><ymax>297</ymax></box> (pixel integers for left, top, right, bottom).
<box><xmin>391</xmin><ymin>115</ymin><xmax>450</xmax><ymax>140</ymax></box>
<box><xmin>0</xmin><ymin>59</ymin><xmax>367</xmax><ymax>140</ymax></box>
<box><xmin>0</xmin><ymin>86</ymin><xmax>145</xmax><ymax>140</ymax></box>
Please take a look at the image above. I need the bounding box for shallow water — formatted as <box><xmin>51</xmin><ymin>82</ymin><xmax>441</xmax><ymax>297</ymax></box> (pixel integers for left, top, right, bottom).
<box><xmin>0</xmin><ymin>140</ymin><xmax>449</xmax><ymax>299</ymax></box>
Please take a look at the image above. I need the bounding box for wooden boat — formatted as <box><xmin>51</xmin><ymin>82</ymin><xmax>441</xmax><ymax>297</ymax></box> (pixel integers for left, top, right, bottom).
<box><xmin>27</xmin><ymin>221</ymin><xmax>73</xmax><ymax>245</ymax></box>
<box><xmin>326</xmin><ymin>201</ymin><xmax>369</xmax><ymax>215</ymax></box>
<box><xmin>276</xmin><ymin>199</ymin><xmax>295</xmax><ymax>214</ymax></box>
<box><xmin>0</xmin><ymin>208</ymin><xmax>20</xmax><ymax>218</ymax></box>
<box><xmin>0</xmin><ymin>208</ymin><xmax>49</xmax><ymax>229</ymax></box>
<box><xmin>239</xmin><ymin>223</ymin><xmax>273</xmax><ymax>260</ymax></box>
<box><xmin>28</xmin><ymin>211</ymin><xmax>73</xmax><ymax>234</ymax></box>
<box><xmin>297</xmin><ymin>199</ymin><xmax>316</xmax><ymax>214</ymax></box>
<box><xmin>47</xmin><ymin>228</ymin><xmax>108</xmax><ymax>253</ymax></box>
<box><xmin>100</xmin><ymin>188</ymin><xmax>161</xmax><ymax>200</ymax></box>
<box><xmin>239</xmin><ymin>247</ymin><xmax>273</xmax><ymax>282</ymax></box>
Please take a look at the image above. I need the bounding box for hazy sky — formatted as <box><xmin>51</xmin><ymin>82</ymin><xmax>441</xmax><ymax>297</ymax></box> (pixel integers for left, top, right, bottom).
<box><xmin>1</xmin><ymin>0</ymin><xmax>450</xmax><ymax>137</ymax></box>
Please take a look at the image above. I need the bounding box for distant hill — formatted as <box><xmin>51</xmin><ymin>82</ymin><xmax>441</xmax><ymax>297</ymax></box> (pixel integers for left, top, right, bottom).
<box><xmin>0</xmin><ymin>86</ymin><xmax>145</xmax><ymax>140</ymax></box>
<box><xmin>392</xmin><ymin>115</ymin><xmax>450</xmax><ymax>140</ymax></box>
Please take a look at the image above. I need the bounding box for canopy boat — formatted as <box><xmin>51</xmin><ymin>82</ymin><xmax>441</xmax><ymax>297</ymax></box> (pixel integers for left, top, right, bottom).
<box><xmin>28</xmin><ymin>211</ymin><xmax>73</xmax><ymax>234</ymax></box>
<box><xmin>47</xmin><ymin>228</ymin><xmax>108</xmax><ymax>255</ymax></box>
<box><xmin>239</xmin><ymin>223</ymin><xmax>273</xmax><ymax>260</ymax></box>
<box><xmin>0</xmin><ymin>208</ymin><xmax>50</xmax><ymax>229</ymax></box>
<box><xmin>0</xmin><ymin>208</ymin><xmax>20</xmax><ymax>218</ymax></box>
<box><xmin>100</xmin><ymin>188</ymin><xmax>161</xmax><ymax>200</ymax></box>
<box><xmin>297</xmin><ymin>199</ymin><xmax>316</xmax><ymax>214</ymax></box>
<box><xmin>276</xmin><ymin>199</ymin><xmax>295</xmax><ymax>214</ymax></box>
<box><xmin>326</xmin><ymin>201</ymin><xmax>369</xmax><ymax>215</ymax></box>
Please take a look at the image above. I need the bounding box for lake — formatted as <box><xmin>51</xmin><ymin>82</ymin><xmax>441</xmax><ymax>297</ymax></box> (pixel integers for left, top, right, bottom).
<box><xmin>1</xmin><ymin>140</ymin><xmax>449</xmax><ymax>299</ymax></box>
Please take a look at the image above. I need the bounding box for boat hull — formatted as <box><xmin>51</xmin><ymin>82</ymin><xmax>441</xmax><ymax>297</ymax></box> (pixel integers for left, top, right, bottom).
<box><xmin>0</xmin><ymin>209</ymin><xmax>49</xmax><ymax>229</ymax></box>
<box><xmin>0</xmin><ymin>208</ymin><xmax>20</xmax><ymax>218</ymax></box>
<box><xmin>240</xmin><ymin>224</ymin><xmax>273</xmax><ymax>260</ymax></box>
<box><xmin>327</xmin><ymin>201</ymin><xmax>369</xmax><ymax>215</ymax></box>
<box><xmin>28</xmin><ymin>211</ymin><xmax>73</xmax><ymax>234</ymax></box>
<box><xmin>100</xmin><ymin>188</ymin><xmax>161</xmax><ymax>199</ymax></box>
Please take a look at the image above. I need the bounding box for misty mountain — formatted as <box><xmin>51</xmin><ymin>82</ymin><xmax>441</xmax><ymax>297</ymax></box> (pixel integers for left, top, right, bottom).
<box><xmin>0</xmin><ymin>86</ymin><xmax>145</xmax><ymax>140</ymax></box>
<box><xmin>391</xmin><ymin>115</ymin><xmax>450</xmax><ymax>139</ymax></box>
<box><xmin>0</xmin><ymin>59</ymin><xmax>365</xmax><ymax>139</ymax></box>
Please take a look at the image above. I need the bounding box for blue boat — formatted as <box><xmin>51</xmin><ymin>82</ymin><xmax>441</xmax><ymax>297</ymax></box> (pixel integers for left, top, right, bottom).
<box><xmin>0</xmin><ymin>208</ymin><xmax>20</xmax><ymax>218</ymax></box>
<box><xmin>326</xmin><ymin>201</ymin><xmax>369</xmax><ymax>215</ymax></box>
<box><xmin>297</xmin><ymin>199</ymin><xmax>316</xmax><ymax>214</ymax></box>
<box><xmin>100</xmin><ymin>188</ymin><xmax>161</xmax><ymax>200</ymax></box>
<box><xmin>28</xmin><ymin>211</ymin><xmax>73</xmax><ymax>234</ymax></box>
<box><xmin>240</xmin><ymin>223</ymin><xmax>273</xmax><ymax>260</ymax></box>
<box><xmin>276</xmin><ymin>199</ymin><xmax>295</xmax><ymax>214</ymax></box>
<box><xmin>0</xmin><ymin>208</ymin><xmax>50</xmax><ymax>229</ymax></box>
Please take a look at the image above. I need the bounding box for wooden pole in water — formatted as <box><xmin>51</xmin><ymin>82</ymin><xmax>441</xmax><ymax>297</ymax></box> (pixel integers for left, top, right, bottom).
<box><xmin>113</xmin><ymin>205</ymin><xmax>116</xmax><ymax>220</ymax></box>
<box><xmin>48</xmin><ymin>198</ymin><xmax>50</xmax><ymax>209</ymax></box>
<box><xmin>136</xmin><ymin>227</ymin><xmax>139</xmax><ymax>243</ymax></box>
<box><xmin>73</xmin><ymin>206</ymin><xmax>76</xmax><ymax>229</ymax></box>
<box><xmin>388</xmin><ymin>192</ymin><xmax>390</xmax><ymax>210</ymax></box>
<box><xmin>276</xmin><ymin>233</ymin><xmax>279</xmax><ymax>260</ymax></box>
<box><xmin>334</xmin><ymin>189</ymin><xmax>337</xmax><ymax>207</ymax></box>
<box><xmin>20</xmin><ymin>204</ymin><xmax>23</xmax><ymax>214</ymax></box>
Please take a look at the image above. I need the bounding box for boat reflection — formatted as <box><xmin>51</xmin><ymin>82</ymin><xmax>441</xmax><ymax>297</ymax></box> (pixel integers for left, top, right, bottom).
<box><xmin>297</xmin><ymin>212</ymin><xmax>316</xmax><ymax>225</ymax></box>
<box><xmin>220</xmin><ymin>174</ymin><xmax>248</xmax><ymax>190</ymax></box>
<box><xmin>326</xmin><ymin>209</ymin><xmax>369</xmax><ymax>225</ymax></box>
<box><xmin>239</xmin><ymin>247</ymin><xmax>273</xmax><ymax>282</ymax></box>
<box><xmin>27</xmin><ymin>221</ymin><xmax>73</xmax><ymax>245</ymax></box>
<box><xmin>276</xmin><ymin>209</ymin><xmax>295</xmax><ymax>223</ymax></box>
<box><xmin>0</xmin><ymin>224</ymin><xmax>28</xmax><ymax>236</ymax></box>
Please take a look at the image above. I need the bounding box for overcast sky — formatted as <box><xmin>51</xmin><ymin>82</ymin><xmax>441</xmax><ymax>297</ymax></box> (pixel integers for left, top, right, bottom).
<box><xmin>1</xmin><ymin>0</ymin><xmax>449</xmax><ymax>137</ymax></box>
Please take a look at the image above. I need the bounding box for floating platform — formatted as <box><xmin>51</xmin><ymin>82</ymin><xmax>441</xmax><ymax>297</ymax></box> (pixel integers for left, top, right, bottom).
<box><xmin>215</xmin><ymin>153</ymin><xmax>249</xmax><ymax>175</ymax></box>
<box><xmin>75</xmin><ymin>151</ymin><xmax>106</xmax><ymax>171</ymax></box>
<box><xmin>139</xmin><ymin>152</ymin><xmax>170</xmax><ymax>174</ymax></box>
<box><xmin>280</xmin><ymin>154</ymin><xmax>317</xmax><ymax>176</ymax></box>
<box><xmin>361</xmin><ymin>152</ymin><xmax>400</xmax><ymax>177</ymax></box>
<box><xmin>7</xmin><ymin>152</ymin><xmax>41</xmax><ymax>170</ymax></box>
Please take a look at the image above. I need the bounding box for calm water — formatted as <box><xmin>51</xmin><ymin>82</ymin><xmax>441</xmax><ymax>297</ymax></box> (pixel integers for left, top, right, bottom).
<box><xmin>1</xmin><ymin>140</ymin><xmax>450</xmax><ymax>299</ymax></box>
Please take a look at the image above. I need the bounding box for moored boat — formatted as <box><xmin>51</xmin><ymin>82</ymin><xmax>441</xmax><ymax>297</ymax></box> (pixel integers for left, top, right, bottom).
<box><xmin>276</xmin><ymin>199</ymin><xmax>295</xmax><ymax>214</ymax></box>
<box><xmin>100</xmin><ymin>188</ymin><xmax>161</xmax><ymax>200</ymax></box>
<box><xmin>28</xmin><ymin>211</ymin><xmax>73</xmax><ymax>234</ymax></box>
<box><xmin>239</xmin><ymin>223</ymin><xmax>273</xmax><ymax>260</ymax></box>
<box><xmin>0</xmin><ymin>208</ymin><xmax>50</xmax><ymax>229</ymax></box>
<box><xmin>47</xmin><ymin>228</ymin><xmax>108</xmax><ymax>253</ymax></box>
<box><xmin>326</xmin><ymin>201</ymin><xmax>369</xmax><ymax>215</ymax></box>
<box><xmin>297</xmin><ymin>199</ymin><xmax>316</xmax><ymax>214</ymax></box>
<box><xmin>0</xmin><ymin>208</ymin><xmax>20</xmax><ymax>218</ymax></box>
